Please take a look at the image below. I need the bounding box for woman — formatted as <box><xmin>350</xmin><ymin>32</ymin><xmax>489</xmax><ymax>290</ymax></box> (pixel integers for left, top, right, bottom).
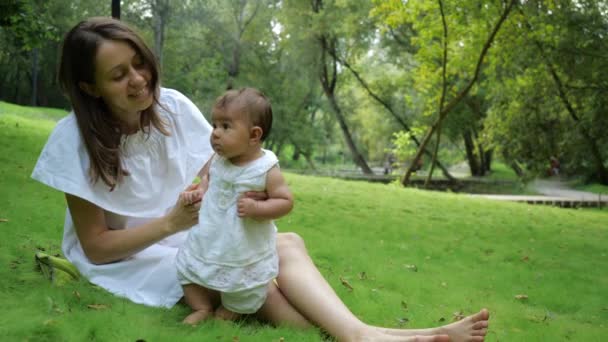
<box><xmin>32</xmin><ymin>17</ymin><xmax>489</xmax><ymax>342</ymax></box>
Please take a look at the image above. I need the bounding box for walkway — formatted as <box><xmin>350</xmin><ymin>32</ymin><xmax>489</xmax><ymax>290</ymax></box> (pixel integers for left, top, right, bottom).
<box><xmin>471</xmin><ymin>178</ymin><xmax>607</xmax><ymax>208</ymax></box>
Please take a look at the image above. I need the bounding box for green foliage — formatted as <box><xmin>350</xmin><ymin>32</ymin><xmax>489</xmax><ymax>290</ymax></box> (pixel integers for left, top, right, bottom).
<box><xmin>1</xmin><ymin>0</ymin><xmax>607</xmax><ymax>179</ymax></box>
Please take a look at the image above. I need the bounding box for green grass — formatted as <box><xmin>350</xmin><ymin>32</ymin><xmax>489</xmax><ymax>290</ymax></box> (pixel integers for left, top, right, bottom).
<box><xmin>574</xmin><ymin>183</ymin><xmax>608</xmax><ymax>196</ymax></box>
<box><xmin>1</xmin><ymin>103</ymin><xmax>607</xmax><ymax>341</ymax></box>
<box><xmin>0</xmin><ymin>101</ymin><xmax>69</xmax><ymax>121</ymax></box>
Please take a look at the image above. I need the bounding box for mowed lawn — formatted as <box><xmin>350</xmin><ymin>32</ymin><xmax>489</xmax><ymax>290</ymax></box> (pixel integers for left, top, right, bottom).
<box><xmin>1</xmin><ymin>101</ymin><xmax>606</xmax><ymax>341</ymax></box>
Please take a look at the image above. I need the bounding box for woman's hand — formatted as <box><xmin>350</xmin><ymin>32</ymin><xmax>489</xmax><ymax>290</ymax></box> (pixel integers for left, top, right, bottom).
<box><xmin>166</xmin><ymin>184</ymin><xmax>205</xmax><ymax>233</ymax></box>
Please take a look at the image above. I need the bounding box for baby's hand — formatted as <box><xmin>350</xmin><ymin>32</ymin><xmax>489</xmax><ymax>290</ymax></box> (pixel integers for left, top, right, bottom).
<box><xmin>237</xmin><ymin>197</ymin><xmax>258</xmax><ymax>218</ymax></box>
<box><xmin>180</xmin><ymin>189</ymin><xmax>203</xmax><ymax>205</ymax></box>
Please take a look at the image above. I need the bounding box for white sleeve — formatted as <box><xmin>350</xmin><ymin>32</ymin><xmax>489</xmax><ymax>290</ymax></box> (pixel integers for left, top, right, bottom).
<box><xmin>159</xmin><ymin>88</ymin><xmax>213</xmax><ymax>179</ymax></box>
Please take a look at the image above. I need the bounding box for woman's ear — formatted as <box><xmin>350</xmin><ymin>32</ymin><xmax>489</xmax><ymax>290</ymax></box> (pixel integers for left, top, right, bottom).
<box><xmin>79</xmin><ymin>82</ymin><xmax>100</xmax><ymax>98</ymax></box>
<box><xmin>249</xmin><ymin>126</ymin><xmax>263</xmax><ymax>145</ymax></box>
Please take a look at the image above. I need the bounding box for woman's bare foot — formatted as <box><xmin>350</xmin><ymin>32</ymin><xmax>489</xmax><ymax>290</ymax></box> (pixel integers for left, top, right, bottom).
<box><xmin>437</xmin><ymin>309</ymin><xmax>489</xmax><ymax>342</ymax></box>
<box><xmin>376</xmin><ymin>309</ymin><xmax>489</xmax><ymax>342</ymax></box>
<box><xmin>353</xmin><ymin>326</ymin><xmax>450</xmax><ymax>342</ymax></box>
<box><xmin>182</xmin><ymin>309</ymin><xmax>213</xmax><ymax>325</ymax></box>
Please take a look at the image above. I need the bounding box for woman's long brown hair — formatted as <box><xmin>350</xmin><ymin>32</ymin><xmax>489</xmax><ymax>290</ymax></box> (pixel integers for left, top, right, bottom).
<box><xmin>58</xmin><ymin>17</ymin><xmax>169</xmax><ymax>190</ymax></box>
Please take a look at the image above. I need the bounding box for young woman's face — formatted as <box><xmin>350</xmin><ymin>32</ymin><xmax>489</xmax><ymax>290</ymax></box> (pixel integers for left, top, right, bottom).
<box><xmin>210</xmin><ymin>108</ymin><xmax>251</xmax><ymax>161</ymax></box>
<box><xmin>86</xmin><ymin>39</ymin><xmax>153</xmax><ymax>129</ymax></box>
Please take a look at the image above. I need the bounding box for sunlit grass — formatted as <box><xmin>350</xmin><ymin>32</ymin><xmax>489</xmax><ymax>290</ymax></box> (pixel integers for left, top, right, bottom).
<box><xmin>1</xmin><ymin>103</ymin><xmax>606</xmax><ymax>341</ymax></box>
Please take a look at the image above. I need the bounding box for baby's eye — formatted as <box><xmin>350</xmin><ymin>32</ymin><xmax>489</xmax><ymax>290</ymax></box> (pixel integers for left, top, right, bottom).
<box><xmin>222</xmin><ymin>123</ymin><xmax>230</xmax><ymax>130</ymax></box>
<box><xmin>212</xmin><ymin>123</ymin><xmax>217</xmax><ymax>129</ymax></box>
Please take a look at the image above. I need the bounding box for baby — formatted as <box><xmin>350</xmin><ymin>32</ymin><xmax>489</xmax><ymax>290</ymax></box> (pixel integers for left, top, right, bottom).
<box><xmin>175</xmin><ymin>88</ymin><xmax>293</xmax><ymax>324</ymax></box>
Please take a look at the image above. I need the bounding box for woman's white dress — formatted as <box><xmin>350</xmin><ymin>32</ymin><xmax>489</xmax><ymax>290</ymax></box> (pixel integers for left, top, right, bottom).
<box><xmin>31</xmin><ymin>88</ymin><xmax>213</xmax><ymax>307</ymax></box>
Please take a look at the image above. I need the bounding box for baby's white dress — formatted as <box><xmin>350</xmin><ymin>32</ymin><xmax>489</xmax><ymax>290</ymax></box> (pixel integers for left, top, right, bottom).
<box><xmin>175</xmin><ymin>150</ymin><xmax>280</xmax><ymax>313</ymax></box>
<box><xmin>31</xmin><ymin>88</ymin><xmax>213</xmax><ymax>308</ymax></box>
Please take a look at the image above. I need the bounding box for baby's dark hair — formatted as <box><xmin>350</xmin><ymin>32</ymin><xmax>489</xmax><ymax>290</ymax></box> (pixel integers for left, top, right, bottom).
<box><xmin>213</xmin><ymin>87</ymin><xmax>273</xmax><ymax>141</ymax></box>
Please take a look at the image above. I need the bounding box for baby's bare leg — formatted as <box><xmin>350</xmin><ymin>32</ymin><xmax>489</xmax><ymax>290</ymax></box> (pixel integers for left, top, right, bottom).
<box><xmin>182</xmin><ymin>284</ymin><xmax>215</xmax><ymax>325</ymax></box>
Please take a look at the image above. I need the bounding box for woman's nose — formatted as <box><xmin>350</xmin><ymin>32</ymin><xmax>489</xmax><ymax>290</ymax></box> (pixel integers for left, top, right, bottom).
<box><xmin>129</xmin><ymin>67</ymin><xmax>146</xmax><ymax>86</ymax></box>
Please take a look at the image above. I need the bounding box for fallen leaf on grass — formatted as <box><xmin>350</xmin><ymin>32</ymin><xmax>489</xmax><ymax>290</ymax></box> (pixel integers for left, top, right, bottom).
<box><xmin>521</xmin><ymin>255</ymin><xmax>529</xmax><ymax>262</ymax></box>
<box><xmin>73</xmin><ymin>291</ymin><xmax>81</xmax><ymax>301</ymax></box>
<box><xmin>404</xmin><ymin>264</ymin><xmax>418</xmax><ymax>272</ymax></box>
<box><xmin>87</xmin><ymin>304</ymin><xmax>109</xmax><ymax>310</ymax></box>
<box><xmin>232</xmin><ymin>336</ymin><xmax>239</xmax><ymax>342</ymax></box>
<box><xmin>452</xmin><ymin>311</ymin><xmax>465</xmax><ymax>321</ymax></box>
<box><xmin>339</xmin><ymin>276</ymin><xmax>354</xmax><ymax>291</ymax></box>
<box><xmin>396</xmin><ymin>317</ymin><xmax>409</xmax><ymax>326</ymax></box>
<box><xmin>0</xmin><ymin>218</ymin><xmax>8</xmax><ymax>223</ymax></box>
<box><xmin>358</xmin><ymin>272</ymin><xmax>367</xmax><ymax>280</ymax></box>
<box><xmin>515</xmin><ymin>294</ymin><xmax>529</xmax><ymax>301</ymax></box>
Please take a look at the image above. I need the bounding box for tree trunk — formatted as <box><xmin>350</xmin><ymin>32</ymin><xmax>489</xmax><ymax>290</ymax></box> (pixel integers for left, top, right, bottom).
<box><xmin>463</xmin><ymin>131</ymin><xmax>481</xmax><ymax>176</ymax></box>
<box><xmin>30</xmin><ymin>48</ymin><xmax>38</xmax><ymax>106</ymax></box>
<box><xmin>152</xmin><ymin>0</ymin><xmax>169</xmax><ymax>67</ymax></box>
<box><xmin>112</xmin><ymin>0</ymin><xmax>120</xmax><ymax>19</ymax></box>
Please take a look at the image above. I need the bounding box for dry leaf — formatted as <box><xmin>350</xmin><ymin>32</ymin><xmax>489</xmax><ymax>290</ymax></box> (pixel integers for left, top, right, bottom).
<box><xmin>73</xmin><ymin>291</ymin><xmax>81</xmax><ymax>301</ymax></box>
<box><xmin>87</xmin><ymin>304</ymin><xmax>109</xmax><ymax>310</ymax></box>
<box><xmin>339</xmin><ymin>276</ymin><xmax>354</xmax><ymax>291</ymax></box>
<box><xmin>278</xmin><ymin>338</ymin><xmax>285</xmax><ymax>342</ymax></box>
<box><xmin>396</xmin><ymin>317</ymin><xmax>409</xmax><ymax>326</ymax></box>
<box><xmin>521</xmin><ymin>255</ymin><xmax>529</xmax><ymax>262</ymax></box>
<box><xmin>232</xmin><ymin>336</ymin><xmax>239</xmax><ymax>342</ymax></box>
<box><xmin>404</xmin><ymin>264</ymin><xmax>418</xmax><ymax>272</ymax></box>
<box><xmin>358</xmin><ymin>272</ymin><xmax>367</xmax><ymax>280</ymax></box>
<box><xmin>452</xmin><ymin>311</ymin><xmax>465</xmax><ymax>321</ymax></box>
<box><xmin>515</xmin><ymin>294</ymin><xmax>529</xmax><ymax>301</ymax></box>
<box><xmin>0</xmin><ymin>218</ymin><xmax>8</xmax><ymax>223</ymax></box>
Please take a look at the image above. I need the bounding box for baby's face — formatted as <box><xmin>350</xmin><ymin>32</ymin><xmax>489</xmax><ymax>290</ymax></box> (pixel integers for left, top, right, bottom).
<box><xmin>210</xmin><ymin>108</ymin><xmax>251</xmax><ymax>160</ymax></box>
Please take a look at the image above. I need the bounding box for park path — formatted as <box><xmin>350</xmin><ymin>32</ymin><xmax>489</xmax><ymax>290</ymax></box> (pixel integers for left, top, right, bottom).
<box><xmin>470</xmin><ymin>177</ymin><xmax>607</xmax><ymax>208</ymax></box>
<box><xmin>529</xmin><ymin>178</ymin><xmax>603</xmax><ymax>199</ymax></box>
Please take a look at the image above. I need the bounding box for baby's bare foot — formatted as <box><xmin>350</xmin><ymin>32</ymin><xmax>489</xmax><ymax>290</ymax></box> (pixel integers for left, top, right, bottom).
<box><xmin>182</xmin><ymin>309</ymin><xmax>213</xmax><ymax>325</ymax></box>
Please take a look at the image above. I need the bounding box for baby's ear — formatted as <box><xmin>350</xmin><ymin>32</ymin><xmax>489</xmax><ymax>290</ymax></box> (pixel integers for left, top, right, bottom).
<box><xmin>249</xmin><ymin>126</ymin><xmax>263</xmax><ymax>144</ymax></box>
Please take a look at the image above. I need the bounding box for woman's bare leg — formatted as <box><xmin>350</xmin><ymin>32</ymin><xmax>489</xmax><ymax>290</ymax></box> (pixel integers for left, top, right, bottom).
<box><xmin>256</xmin><ymin>281</ymin><xmax>312</xmax><ymax>329</ymax></box>
<box><xmin>377</xmin><ymin>309</ymin><xmax>490</xmax><ymax>342</ymax></box>
<box><xmin>273</xmin><ymin>233</ymin><xmax>451</xmax><ymax>342</ymax></box>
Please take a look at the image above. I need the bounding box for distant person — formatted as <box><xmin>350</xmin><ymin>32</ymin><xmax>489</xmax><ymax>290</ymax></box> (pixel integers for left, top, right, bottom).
<box><xmin>550</xmin><ymin>156</ymin><xmax>560</xmax><ymax>176</ymax></box>
<box><xmin>176</xmin><ymin>88</ymin><xmax>293</xmax><ymax>325</ymax></box>
<box><xmin>31</xmin><ymin>16</ymin><xmax>489</xmax><ymax>341</ymax></box>
<box><xmin>383</xmin><ymin>153</ymin><xmax>396</xmax><ymax>175</ymax></box>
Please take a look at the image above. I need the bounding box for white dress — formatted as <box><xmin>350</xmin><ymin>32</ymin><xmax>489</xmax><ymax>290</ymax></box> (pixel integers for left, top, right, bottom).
<box><xmin>175</xmin><ymin>150</ymin><xmax>279</xmax><ymax>293</ymax></box>
<box><xmin>31</xmin><ymin>88</ymin><xmax>213</xmax><ymax>308</ymax></box>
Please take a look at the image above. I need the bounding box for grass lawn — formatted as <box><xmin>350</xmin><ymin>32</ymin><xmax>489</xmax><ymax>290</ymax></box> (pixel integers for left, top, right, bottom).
<box><xmin>1</xmin><ymin>101</ymin><xmax>607</xmax><ymax>341</ymax></box>
<box><xmin>574</xmin><ymin>183</ymin><xmax>608</xmax><ymax>196</ymax></box>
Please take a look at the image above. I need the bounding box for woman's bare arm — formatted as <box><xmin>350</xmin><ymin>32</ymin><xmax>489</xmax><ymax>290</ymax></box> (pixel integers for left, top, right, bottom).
<box><xmin>66</xmin><ymin>192</ymin><xmax>200</xmax><ymax>265</ymax></box>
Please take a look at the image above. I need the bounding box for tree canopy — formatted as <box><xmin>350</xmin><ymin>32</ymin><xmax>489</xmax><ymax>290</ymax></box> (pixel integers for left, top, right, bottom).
<box><xmin>1</xmin><ymin>0</ymin><xmax>606</xmax><ymax>184</ymax></box>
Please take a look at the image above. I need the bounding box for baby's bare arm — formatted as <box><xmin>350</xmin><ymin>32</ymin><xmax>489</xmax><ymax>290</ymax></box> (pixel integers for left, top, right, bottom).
<box><xmin>237</xmin><ymin>166</ymin><xmax>293</xmax><ymax>219</ymax></box>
